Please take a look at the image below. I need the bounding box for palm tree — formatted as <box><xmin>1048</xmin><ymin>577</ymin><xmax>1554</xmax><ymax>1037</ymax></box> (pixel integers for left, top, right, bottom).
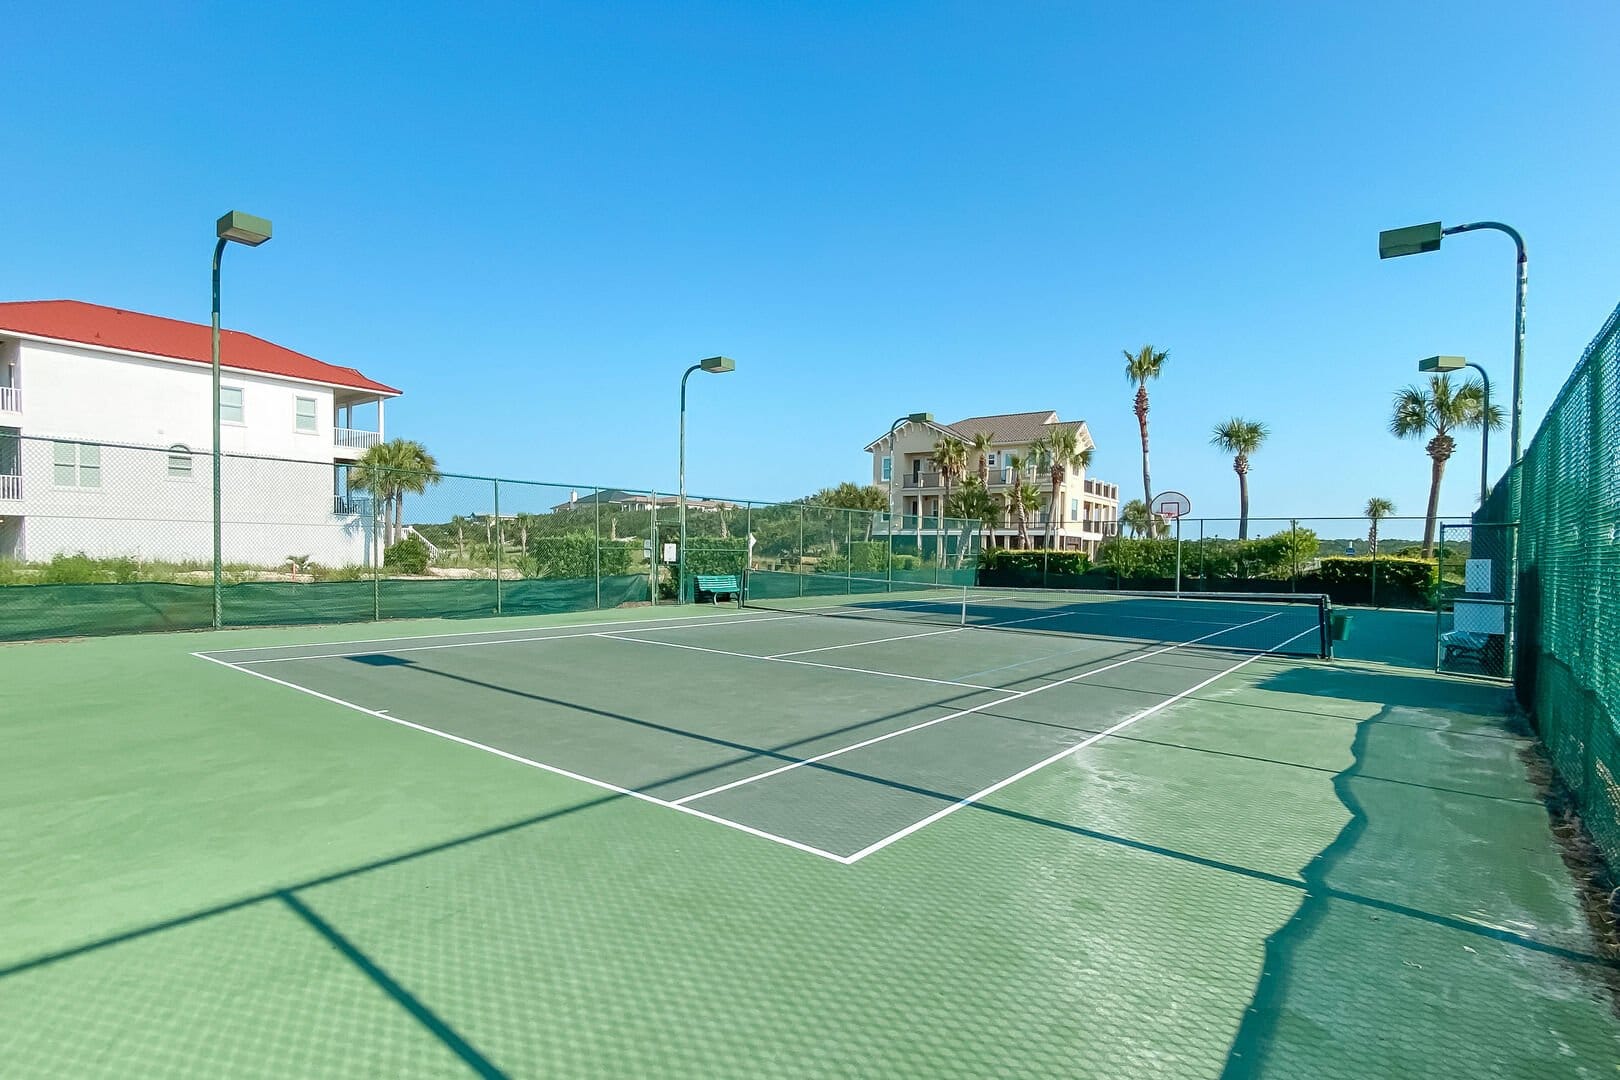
<box><xmin>1120</xmin><ymin>498</ymin><xmax>1157</xmax><ymax>539</ymax></box>
<box><xmin>932</xmin><ymin>435</ymin><xmax>968</xmax><ymax>563</ymax></box>
<box><xmin>1209</xmin><ymin>417</ymin><xmax>1269</xmax><ymax>540</ymax></box>
<box><xmin>969</xmin><ymin>430</ymin><xmax>996</xmax><ymax>485</ymax></box>
<box><xmin>1123</xmin><ymin>344</ymin><xmax>1169</xmax><ymax>508</ymax></box>
<box><xmin>1390</xmin><ymin>375</ymin><xmax>1501</xmax><ymax>556</ymax></box>
<box><xmin>1031</xmin><ymin>428</ymin><xmax>1095</xmax><ymax>550</ymax></box>
<box><xmin>1008</xmin><ymin>476</ymin><xmax>1043</xmax><ymax>549</ymax></box>
<box><xmin>353</xmin><ymin>438</ymin><xmax>442</xmax><ymax>548</ymax></box>
<box><xmin>945</xmin><ymin>476</ymin><xmax>993</xmax><ymax>568</ymax></box>
<box><xmin>1364</xmin><ymin>497</ymin><xmax>1396</xmax><ymax>554</ymax></box>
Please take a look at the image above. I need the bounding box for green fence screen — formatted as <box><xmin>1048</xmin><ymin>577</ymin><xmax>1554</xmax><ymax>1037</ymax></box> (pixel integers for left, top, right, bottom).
<box><xmin>1482</xmin><ymin>301</ymin><xmax>1620</xmax><ymax>862</ymax></box>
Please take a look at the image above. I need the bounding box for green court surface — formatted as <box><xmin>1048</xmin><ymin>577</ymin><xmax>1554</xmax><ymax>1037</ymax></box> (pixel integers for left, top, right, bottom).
<box><xmin>2</xmin><ymin>603</ymin><xmax>1618</xmax><ymax>1078</ymax></box>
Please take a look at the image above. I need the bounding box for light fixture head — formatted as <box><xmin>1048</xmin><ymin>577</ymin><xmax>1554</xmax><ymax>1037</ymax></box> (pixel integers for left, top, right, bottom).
<box><xmin>216</xmin><ymin>211</ymin><xmax>273</xmax><ymax>246</ymax></box>
<box><xmin>1379</xmin><ymin>221</ymin><xmax>1443</xmax><ymax>259</ymax></box>
<box><xmin>1418</xmin><ymin>355</ymin><xmax>1467</xmax><ymax>373</ymax></box>
<box><xmin>907</xmin><ymin>412</ymin><xmax>934</xmax><ymax>424</ymax></box>
<box><xmin>699</xmin><ymin>356</ymin><xmax>735</xmax><ymax>373</ymax></box>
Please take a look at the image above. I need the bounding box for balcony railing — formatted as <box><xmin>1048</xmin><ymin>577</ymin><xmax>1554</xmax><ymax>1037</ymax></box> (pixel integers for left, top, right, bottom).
<box><xmin>0</xmin><ymin>474</ymin><xmax>20</xmax><ymax>501</ymax></box>
<box><xmin>335</xmin><ymin>427</ymin><xmax>381</xmax><ymax>450</ymax></box>
<box><xmin>901</xmin><ymin>472</ymin><xmax>941</xmax><ymax>489</ymax></box>
<box><xmin>333</xmin><ymin>494</ymin><xmax>374</xmax><ymax>515</ymax></box>
<box><xmin>989</xmin><ymin>467</ymin><xmax>1041</xmax><ymax>486</ymax></box>
<box><xmin>0</xmin><ymin>386</ymin><xmax>18</xmax><ymax>412</ymax></box>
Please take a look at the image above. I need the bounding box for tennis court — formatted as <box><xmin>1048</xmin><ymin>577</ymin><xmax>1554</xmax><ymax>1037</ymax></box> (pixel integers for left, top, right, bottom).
<box><xmin>4</xmin><ymin>582</ymin><xmax>1618</xmax><ymax>1077</ymax></box>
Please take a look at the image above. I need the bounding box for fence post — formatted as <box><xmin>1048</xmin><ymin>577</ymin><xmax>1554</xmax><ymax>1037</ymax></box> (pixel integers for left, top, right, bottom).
<box><xmin>847</xmin><ymin>511</ymin><xmax>854</xmax><ymax>595</ymax></box>
<box><xmin>650</xmin><ymin>492</ymin><xmax>659</xmax><ymax>606</ymax></box>
<box><xmin>594</xmin><ymin>488</ymin><xmax>602</xmax><ymax>610</ymax></box>
<box><xmin>1290</xmin><ymin>518</ymin><xmax>1299</xmax><ymax>591</ymax></box>
<box><xmin>744</xmin><ymin>502</ymin><xmax>753</xmax><ymax>601</ymax></box>
<box><xmin>493</xmin><ymin>479</ymin><xmax>503</xmax><ymax>615</ymax></box>
<box><xmin>372</xmin><ymin>493</ymin><xmax>381</xmax><ymax>621</ymax></box>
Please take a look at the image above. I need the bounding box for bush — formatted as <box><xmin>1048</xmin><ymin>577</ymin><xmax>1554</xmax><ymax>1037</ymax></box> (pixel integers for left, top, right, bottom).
<box><xmin>529</xmin><ymin>533</ymin><xmax>633</xmax><ymax>579</ymax></box>
<box><xmin>1301</xmin><ymin>555</ymin><xmax>1437</xmax><ymax>609</ymax></box>
<box><xmin>383</xmin><ymin>537</ymin><xmax>431</xmax><ymax>575</ymax></box>
<box><xmin>38</xmin><ymin>552</ymin><xmax>140</xmax><ymax>584</ymax></box>
<box><xmin>977</xmin><ymin>548</ymin><xmax>1096</xmax><ymax>587</ymax></box>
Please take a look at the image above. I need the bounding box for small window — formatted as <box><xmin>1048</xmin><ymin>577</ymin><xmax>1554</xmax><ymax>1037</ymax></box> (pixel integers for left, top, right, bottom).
<box><xmin>295</xmin><ymin>397</ymin><xmax>317</xmax><ymax>433</ymax></box>
<box><xmin>986</xmin><ymin>452</ymin><xmax>998</xmax><ymax>468</ymax></box>
<box><xmin>53</xmin><ymin>441</ymin><xmax>100</xmax><ymax>488</ymax></box>
<box><xmin>220</xmin><ymin>386</ymin><xmax>244</xmax><ymax>424</ymax></box>
<box><xmin>880</xmin><ymin>455</ymin><xmax>891</xmax><ymax>482</ymax></box>
<box><xmin>1069</xmin><ymin>498</ymin><xmax>1079</xmax><ymax>521</ymax></box>
<box><xmin>168</xmin><ymin>444</ymin><xmax>193</xmax><ymax>478</ymax></box>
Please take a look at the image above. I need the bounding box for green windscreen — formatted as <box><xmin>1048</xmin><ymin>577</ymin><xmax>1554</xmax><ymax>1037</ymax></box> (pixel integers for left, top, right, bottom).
<box><xmin>1490</xmin><ymin>301</ymin><xmax>1620</xmax><ymax>862</ymax></box>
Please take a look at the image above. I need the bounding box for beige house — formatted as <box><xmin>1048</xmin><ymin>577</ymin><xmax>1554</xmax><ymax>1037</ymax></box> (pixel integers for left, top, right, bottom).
<box><xmin>863</xmin><ymin>410</ymin><xmax>1120</xmax><ymax>555</ymax></box>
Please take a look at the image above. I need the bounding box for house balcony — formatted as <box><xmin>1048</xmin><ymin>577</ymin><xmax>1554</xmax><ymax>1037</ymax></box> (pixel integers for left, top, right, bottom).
<box><xmin>0</xmin><ymin>386</ymin><xmax>19</xmax><ymax>414</ymax></box>
<box><xmin>901</xmin><ymin>472</ymin><xmax>942</xmax><ymax>490</ymax></box>
<box><xmin>988</xmin><ymin>467</ymin><xmax>1041</xmax><ymax>487</ymax></box>
<box><xmin>334</xmin><ymin>428</ymin><xmax>381</xmax><ymax>457</ymax></box>
<box><xmin>0</xmin><ymin>473</ymin><xmax>20</xmax><ymax>501</ymax></box>
<box><xmin>334</xmin><ymin>493</ymin><xmax>375</xmax><ymax>516</ymax></box>
<box><xmin>1082</xmin><ymin>478</ymin><xmax>1118</xmax><ymax>500</ymax></box>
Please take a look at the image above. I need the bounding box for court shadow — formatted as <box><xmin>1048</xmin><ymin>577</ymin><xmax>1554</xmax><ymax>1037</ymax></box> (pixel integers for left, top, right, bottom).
<box><xmin>1256</xmin><ymin>663</ymin><xmax>1514</xmax><ymax>718</ymax></box>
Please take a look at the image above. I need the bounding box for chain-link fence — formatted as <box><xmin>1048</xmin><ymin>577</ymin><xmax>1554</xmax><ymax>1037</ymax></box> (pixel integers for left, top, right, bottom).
<box><xmin>0</xmin><ymin>435</ymin><xmax>982</xmax><ymax>640</ymax></box>
<box><xmin>1435</xmin><ymin>521</ymin><xmax>1516</xmax><ymax>678</ymax></box>
<box><xmin>1483</xmin><ymin>300</ymin><xmax>1620</xmax><ymax>862</ymax></box>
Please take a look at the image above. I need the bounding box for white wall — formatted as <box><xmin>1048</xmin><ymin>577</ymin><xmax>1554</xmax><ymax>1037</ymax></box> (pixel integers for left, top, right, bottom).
<box><xmin>15</xmin><ymin>338</ymin><xmax>340</xmax><ymax>461</ymax></box>
<box><xmin>10</xmin><ymin>438</ymin><xmax>371</xmax><ymax>567</ymax></box>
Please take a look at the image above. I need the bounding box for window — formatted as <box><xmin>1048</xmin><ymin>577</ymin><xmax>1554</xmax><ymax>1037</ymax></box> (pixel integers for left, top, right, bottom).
<box><xmin>986</xmin><ymin>452</ymin><xmax>998</xmax><ymax>468</ymax></box>
<box><xmin>168</xmin><ymin>444</ymin><xmax>193</xmax><ymax>478</ymax></box>
<box><xmin>881</xmin><ymin>455</ymin><xmax>891</xmax><ymax>482</ymax></box>
<box><xmin>1069</xmin><ymin>498</ymin><xmax>1079</xmax><ymax>521</ymax></box>
<box><xmin>220</xmin><ymin>386</ymin><xmax>244</xmax><ymax>424</ymax></box>
<box><xmin>295</xmin><ymin>397</ymin><xmax>318</xmax><ymax>433</ymax></box>
<box><xmin>53</xmin><ymin>441</ymin><xmax>100</xmax><ymax>488</ymax></box>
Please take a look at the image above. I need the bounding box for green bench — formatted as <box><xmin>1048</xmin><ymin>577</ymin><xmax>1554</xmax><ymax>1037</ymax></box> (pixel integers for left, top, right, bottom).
<box><xmin>694</xmin><ymin>574</ymin><xmax>741</xmax><ymax>605</ymax></box>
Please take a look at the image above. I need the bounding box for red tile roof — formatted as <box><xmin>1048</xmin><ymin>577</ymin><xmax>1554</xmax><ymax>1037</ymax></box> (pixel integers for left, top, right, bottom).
<box><xmin>0</xmin><ymin>300</ymin><xmax>400</xmax><ymax>396</ymax></box>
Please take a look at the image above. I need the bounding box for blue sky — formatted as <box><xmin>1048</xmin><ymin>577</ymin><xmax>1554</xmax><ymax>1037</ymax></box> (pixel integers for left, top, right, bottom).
<box><xmin>3</xmin><ymin>3</ymin><xmax>1617</xmax><ymax>526</ymax></box>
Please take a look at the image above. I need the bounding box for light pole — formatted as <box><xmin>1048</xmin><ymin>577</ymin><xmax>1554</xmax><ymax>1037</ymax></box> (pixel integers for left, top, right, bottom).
<box><xmin>884</xmin><ymin>412</ymin><xmax>933</xmax><ymax>584</ymax></box>
<box><xmin>1418</xmin><ymin>355</ymin><xmax>1492</xmax><ymax>506</ymax></box>
<box><xmin>211</xmin><ymin>211</ymin><xmax>272</xmax><ymax>628</ymax></box>
<box><xmin>678</xmin><ymin>356</ymin><xmax>735</xmax><ymax>603</ymax></box>
<box><xmin>1378</xmin><ymin>220</ymin><xmax>1526</xmax><ymax>466</ymax></box>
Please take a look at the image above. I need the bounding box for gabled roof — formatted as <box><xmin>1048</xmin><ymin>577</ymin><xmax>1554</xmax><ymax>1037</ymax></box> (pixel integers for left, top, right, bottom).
<box><xmin>944</xmin><ymin>411</ymin><xmax>1089</xmax><ymax>447</ymax></box>
<box><xmin>864</xmin><ymin>409</ymin><xmax>1091</xmax><ymax>452</ymax></box>
<box><xmin>0</xmin><ymin>300</ymin><xmax>400</xmax><ymax>396</ymax></box>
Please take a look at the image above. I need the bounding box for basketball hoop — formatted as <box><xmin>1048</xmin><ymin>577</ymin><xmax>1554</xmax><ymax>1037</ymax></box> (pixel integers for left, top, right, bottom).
<box><xmin>1151</xmin><ymin>490</ymin><xmax>1191</xmax><ymax>521</ymax></box>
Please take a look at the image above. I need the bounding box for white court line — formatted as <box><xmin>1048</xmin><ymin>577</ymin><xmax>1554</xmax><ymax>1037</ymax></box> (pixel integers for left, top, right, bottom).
<box><xmin>598</xmin><ymin>632</ymin><xmax>1012</xmax><ymax>693</ymax></box>
<box><xmin>767</xmin><ymin>625</ymin><xmax>964</xmax><ymax>658</ymax></box>
<box><xmin>224</xmin><ymin>612</ymin><xmax>818</xmax><ymax>665</ymax></box>
<box><xmin>201</xmin><ymin>607</ymin><xmax>775</xmax><ymax>656</ymax></box>
<box><xmin>841</xmin><ymin>624</ymin><xmax>1319</xmax><ymax>863</ymax></box>
<box><xmin>190</xmin><ymin>651</ymin><xmax>852</xmax><ymax>864</ymax></box>
<box><xmin>670</xmin><ymin>611</ymin><xmax>1284</xmax><ymax>806</ymax></box>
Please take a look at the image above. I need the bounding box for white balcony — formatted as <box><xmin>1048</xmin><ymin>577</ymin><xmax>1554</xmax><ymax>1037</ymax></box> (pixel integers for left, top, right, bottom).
<box><xmin>334</xmin><ymin>428</ymin><xmax>381</xmax><ymax>456</ymax></box>
<box><xmin>0</xmin><ymin>386</ymin><xmax>18</xmax><ymax>413</ymax></box>
<box><xmin>0</xmin><ymin>474</ymin><xmax>19</xmax><ymax>501</ymax></box>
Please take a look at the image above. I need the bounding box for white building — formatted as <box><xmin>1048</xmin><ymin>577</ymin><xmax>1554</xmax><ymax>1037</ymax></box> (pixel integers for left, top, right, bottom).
<box><xmin>864</xmin><ymin>410</ymin><xmax>1120</xmax><ymax>556</ymax></box>
<box><xmin>0</xmin><ymin>300</ymin><xmax>400</xmax><ymax>567</ymax></box>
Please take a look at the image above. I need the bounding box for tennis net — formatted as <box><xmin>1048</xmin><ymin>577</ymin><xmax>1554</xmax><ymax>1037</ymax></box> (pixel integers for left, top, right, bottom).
<box><xmin>743</xmin><ymin>570</ymin><xmax>1331</xmax><ymax>658</ymax></box>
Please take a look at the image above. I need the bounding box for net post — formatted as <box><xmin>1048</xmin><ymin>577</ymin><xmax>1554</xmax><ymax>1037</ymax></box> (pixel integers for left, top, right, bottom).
<box><xmin>1320</xmin><ymin>593</ymin><xmax>1333</xmax><ymax>660</ymax></box>
<box><xmin>493</xmin><ymin>479</ymin><xmax>503</xmax><ymax>615</ymax></box>
<box><xmin>593</xmin><ymin>487</ymin><xmax>602</xmax><ymax>610</ymax></box>
<box><xmin>649</xmin><ymin>490</ymin><xmax>658</xmax><ymax>607</ymax></box>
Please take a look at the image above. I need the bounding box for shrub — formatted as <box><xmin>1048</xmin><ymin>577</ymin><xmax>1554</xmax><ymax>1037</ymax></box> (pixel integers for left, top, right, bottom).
<box><xmin>1301</xmin><ymin>555</ymin><xmax>1437</xmax><ymax>609</ymax></box>
<box><xmin>978</xmin><ymin>548</ymin><xmax>1096</xmax><ymax>587</ymax></box>
<box><xmin>39</xmin><ymin>552</ymin><xmax>137</xmax><ymax>584</ymax></box>
<box><xmin>383</xmin><ymin>537</ymin><xmax>431</xmax><ymax>575</ymax></box>
<box><xmin>529</xmin><ymin>533</ymin><xmax>633</xmax><ymax>579</ymax></box>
